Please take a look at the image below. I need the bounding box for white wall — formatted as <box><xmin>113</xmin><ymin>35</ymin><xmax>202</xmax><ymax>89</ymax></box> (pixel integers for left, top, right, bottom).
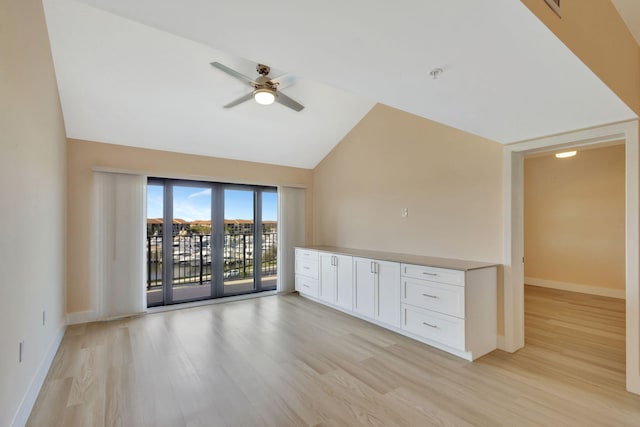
<box><xmin>0</xmin><ymin>0</ymin><xmax>67</xmax><ymax>425</ymax></box>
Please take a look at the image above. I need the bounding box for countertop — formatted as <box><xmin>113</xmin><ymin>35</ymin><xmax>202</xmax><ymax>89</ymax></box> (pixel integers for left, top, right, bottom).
<box><xmin>297</xmin><ymin>245</ymin><xmax>499</xmax><ymax>271</ymax></box>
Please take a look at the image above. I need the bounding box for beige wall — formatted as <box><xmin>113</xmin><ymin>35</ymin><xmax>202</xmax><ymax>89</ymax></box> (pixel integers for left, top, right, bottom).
<box><xmin>313</xmin><ymin>104</ymin><xmax>504</xmax><ymax>263</ymax></box>
<box><xmin>0</xmin><ymin>0</ymin><xmax>68</xmax><ymax>425</ymax></box>
<box><xmin>521</xmin><ymin>0</ymin><xmax>640</xmax><ymax>115</ymax></box>
<box><xmin>312</xmin><ymin>104</ymin><xmax>504</xmax><ymax>331</ymax></box>
<box><xmin>524</xmin><ymin>144</ymin><xmax>625</xmax><ymax>290</ymax></box>
<box><xmin>66</xmin><ymin>139</ymin><xmax>313</xmax><ymax>314</ymax></box>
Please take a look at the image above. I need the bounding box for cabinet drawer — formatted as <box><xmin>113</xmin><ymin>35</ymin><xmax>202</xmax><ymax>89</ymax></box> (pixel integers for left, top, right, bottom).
<box><xmin>401</xmin><ymin>264</ymin><xmax>464</xmax><ymax>286</ymax></box>
<box><xmin>295</xmin><ymin>248</ymin><xmax>319</xmax><ymax>261</ymax></box>
<box><xmin>402</xmin><ymin>278</ymin><xmax>465</xmax><ymax>318</ymax></box>
<box><xmin>295</xmin><ymin>259</ymin><xmax>319</xmax><ymax>279</ymax></box>
<box><xmin>296</xmin><ymin>275</ymin><xmax>318</xmax><ymax>297</ymax></box>
<box><xmin>402</xmin><ymin>305</ymin><xmax>465</xmax><ymax>351</ymax></box>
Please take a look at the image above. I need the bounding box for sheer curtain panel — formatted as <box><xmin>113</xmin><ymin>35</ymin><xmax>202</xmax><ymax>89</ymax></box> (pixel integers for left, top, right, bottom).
<box><xmin>277</xmin><ymin>186</ymin><xmax>306</xmax><ymax>293</ymax></box>
<box><xmin>92</xmin><ymin>172</ymin><xmax>146</xmax><ymax>319</ymax></box>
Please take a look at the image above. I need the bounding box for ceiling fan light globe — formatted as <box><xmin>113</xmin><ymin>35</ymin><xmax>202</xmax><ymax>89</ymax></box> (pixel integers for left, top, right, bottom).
<box><xmin>254</xmin><ymin>89</ymin><xmax>275</xmax><ymax>105</ymax></box>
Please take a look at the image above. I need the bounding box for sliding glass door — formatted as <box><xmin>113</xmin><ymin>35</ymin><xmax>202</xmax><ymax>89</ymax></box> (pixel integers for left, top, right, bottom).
<box><xmin>261</xmin><ymin>191</ymin><xmax>278</xmax><ymax>291</ymax></box>
<box><xmin>170</xmin><ymin>184</ymin><xmax>213</xmax><ymax>303</ymax></box>
<box><xmin>146</xmin><ymin>178</ymin><xmax>277</xmax><ymax>307</ymax></box>
<box><xmin>146</xmin><ymin>183</ymin><xmax>165</xmax><ymax>306</ymax></box>
<box><xmin>223</xmin><ymin>188</ymin><xmax>256</xmax><ymax>295</ymax></box>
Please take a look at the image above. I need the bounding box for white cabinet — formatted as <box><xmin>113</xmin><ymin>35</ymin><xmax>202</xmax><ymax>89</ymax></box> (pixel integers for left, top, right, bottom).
<box><xmin>402</xmin><ymin>277</ymin><xmax>465</xmax><ymax>318</ymax></box>
<box><xmin>295</xmin><ymin>275</ymin><xmax>319</xmax><ymax>296</ymax></box>
<box><xmin>400</xmin><ymin>263</ymin><xmax>497</xmax><ymax>360</ymax></box>
<box><xmin>354</xmin><ymin>257</ymin><xmax>401</xmax><ymax>328</ymax></box>
<box><xmin>353</xmin><ymin>258</ymin><xmax>376</xmax><ymax>318</ymax></box>
<box><xmin>319</xmin><ymin>253</ymin><xmax>337</xmax><ymax>303</ymax></box>
<box><xmin>295</xmin><ymin>247</ymin><xmax>497</xmax><ymax>361</ymax></box>
<box><xmin>295</xmin><ymin>248</ymin><xmax>318</xmax><ymax>297</ymax></box>
<box><xmin>319</xmin><ymin>253</ymin><xmax>353</xmax><ymax>309</ymax></box>
<box><xmin>335</xmin><ymin>255</ymin><xmax>353</xmax><ymax>310</ymax></box>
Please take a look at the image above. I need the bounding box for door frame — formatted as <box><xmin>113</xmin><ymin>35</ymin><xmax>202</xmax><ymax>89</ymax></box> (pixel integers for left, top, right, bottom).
<box><xmin>502</xmin><ymin>119</ymin><xmax>640</xmax><ymax>393</ymax></box>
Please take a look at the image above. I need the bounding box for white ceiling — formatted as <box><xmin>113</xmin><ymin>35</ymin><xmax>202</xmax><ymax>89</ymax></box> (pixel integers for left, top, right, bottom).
<box><xmin>611</xmin><ymin>0</ymin><xmax>640</xmax><ymax>45</ymax></box>
<box><xmin>43</xmin><ymin>0</ymin><xmax>636</xmax><ymax>169</ymax></box>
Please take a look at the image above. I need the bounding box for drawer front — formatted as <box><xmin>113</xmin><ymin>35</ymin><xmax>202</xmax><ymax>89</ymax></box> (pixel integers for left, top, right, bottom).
<box><xmin>402</xmin><ymin>279</ymin><xmax>465</xmax><ymax>318</ymax></box>
<box><xmin>402</xmin><ymin>264</ymin><xmax>464</xmax><ymax>286</ymax></box>
<box><xmin>295</xmin><ymin>248</ymin><xmax>319</xmax><ymax>261</ymax></box>
<box><xmin>402</xmin><ymin>305</ymin><xmax>465</xmax><ymax>351</ymax></box>
<box><xmin>295</xmin><ymin>258</ymin><xmax>319</xmax><ymax>279</ymax></box>
<box><xmin>295</xmin><ymin>275</ymin><xmax>319</xmax><ymax>297</ymax></box>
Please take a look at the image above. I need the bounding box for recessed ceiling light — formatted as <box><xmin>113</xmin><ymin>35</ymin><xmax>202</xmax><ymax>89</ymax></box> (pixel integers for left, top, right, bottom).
<box><xmin>555</xmin><ymin>151</ymin><xmax>577</xmax><ymax>158</ymax></box>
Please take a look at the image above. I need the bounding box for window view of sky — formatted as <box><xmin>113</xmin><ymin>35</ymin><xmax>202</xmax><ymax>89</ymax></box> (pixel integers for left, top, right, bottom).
<box><xmin>147</xmin><ymin>185</ymin><xmax>277</xmax><ymax>221</ymax></box>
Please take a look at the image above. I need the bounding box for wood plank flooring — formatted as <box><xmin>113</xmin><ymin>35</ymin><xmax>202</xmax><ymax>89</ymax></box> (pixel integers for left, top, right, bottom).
<box><xmin>27</xmin><ymin>286</ymin><xmax>640</xmax><ymax>426</ymax></box>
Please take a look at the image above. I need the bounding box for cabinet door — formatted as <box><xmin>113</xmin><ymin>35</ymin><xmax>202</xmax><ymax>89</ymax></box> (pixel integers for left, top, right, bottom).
<box><xmin>354</xmin><ymin>257</ymin><xmax>375</xmax><ymax>318</ymax></box>
<box><xmin>335</xmin><ymin>255</ymin><xmax>353</xmax><ymax>310</ymax></box>
<box><xmin>319</xmin><ymin>253</ymin><xmax>336</xmax><ymax>303</ymax></box>
<box><xmin>376</xmin><ymin>260</ymin><xmax>401</xmax><ymax>328</ymax></box>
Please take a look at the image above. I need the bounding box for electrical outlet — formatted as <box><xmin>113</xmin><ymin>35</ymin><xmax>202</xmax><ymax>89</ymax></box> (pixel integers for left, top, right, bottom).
<box><xmin>401</xmin><ymin>207</ymin><xmax>409</xmax><ymax>218</ymax></box>
<box><xmin>43</xmin><ymin>310</ymin><xmax>46</xmax><ymax>326</ymax></box>
<box><xmin>19</xmin><ymin>341</ymin><xmax>24</xmax><ymax>363</ymax></box>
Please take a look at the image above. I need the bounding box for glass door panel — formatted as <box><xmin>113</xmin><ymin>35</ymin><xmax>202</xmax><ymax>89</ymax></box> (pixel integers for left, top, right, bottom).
<box><xmin>224</xmin><ymin>189</ymin><xmax>255</xmax><ymax>295</ymax></box>
<box><xmin>146</xmin><ymin>184</ymin><xmax>165</xmax><ymax>307</ymax></box>
<box><xmin>171</xmin><ymin>185</ymin><xmax>212</xmax><ymax>303</ymax></box>
<box><xmin>261</xmin><ymin>192</ymin><xmax>278</xmax><ymax>291</ymax></box>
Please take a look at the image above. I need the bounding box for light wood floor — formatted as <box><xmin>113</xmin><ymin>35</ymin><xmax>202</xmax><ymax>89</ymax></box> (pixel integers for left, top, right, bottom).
<box><xmin>28</xmin><ymin>286</ymin><xmax>640</xmax><ymax>426</ymax></box>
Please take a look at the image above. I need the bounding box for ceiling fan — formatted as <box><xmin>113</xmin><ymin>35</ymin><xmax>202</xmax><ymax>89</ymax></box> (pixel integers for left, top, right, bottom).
<box><xmin>210</xmin><ymin>62</ymin><xmax>305</xmax><ymax>112</ymax></box>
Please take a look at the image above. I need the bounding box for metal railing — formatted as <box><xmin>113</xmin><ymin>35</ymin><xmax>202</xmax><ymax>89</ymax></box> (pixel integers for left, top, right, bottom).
<box><xmin>146</xmin><ymin>232</ymin><xmax>277</xmax><ymax>289</ymax></box>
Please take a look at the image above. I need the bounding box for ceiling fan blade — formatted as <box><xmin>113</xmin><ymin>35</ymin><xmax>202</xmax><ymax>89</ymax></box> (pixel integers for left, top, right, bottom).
<box><xmin>269</xmin><ymin>73</ymin><xmax>296</xmax><ymax>89</ymax></box>
<box><xmin>223</xmin><ymin>92</ymin><xmax>254</xmax><ymax>108</ymax></box>
<box><xmin>275</xmin><ymin>91</ymin><xmax>305</xmax><ymax>112</ymax></box>
<box><xmin>210</xmin><ymin>62</ymin><xmax>256</xmax><ymax>86</ymax></box>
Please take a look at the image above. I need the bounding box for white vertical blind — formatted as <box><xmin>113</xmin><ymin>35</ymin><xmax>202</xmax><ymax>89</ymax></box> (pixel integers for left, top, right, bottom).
<box><xmin>92</xmin><ymin>172</ymin><xmax>146</xmax><ymax>319</ymax></box>
<box><xmin>277</xmin><ymin>187</ymin><xmax>306</xmax><ymax>293</ymax></box>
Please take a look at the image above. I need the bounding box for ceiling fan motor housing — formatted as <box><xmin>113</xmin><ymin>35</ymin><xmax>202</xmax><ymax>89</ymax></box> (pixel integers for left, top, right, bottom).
<box><xmin>255</xmin><ymin>75</ymin><xmax>278</xmax><ymax>91</ymax></box>
<box><xmin>256</xmin><ymin>64</ymin><xmax>271</xmax><ymax>76</ymax></box>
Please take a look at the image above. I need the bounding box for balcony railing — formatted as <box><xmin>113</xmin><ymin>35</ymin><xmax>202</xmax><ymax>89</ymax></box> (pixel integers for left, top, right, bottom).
<box><xmin>146</xmin><ymin>232</ymin><xmax>277</xmax><ymax>289</ymax></box>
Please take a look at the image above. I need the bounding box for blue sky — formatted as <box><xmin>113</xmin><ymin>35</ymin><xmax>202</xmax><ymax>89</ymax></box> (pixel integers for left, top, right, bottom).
<box><xmin>147</xmin><ymin>185</ymin><xmax>277</xmax><ymax>221</ymax></box>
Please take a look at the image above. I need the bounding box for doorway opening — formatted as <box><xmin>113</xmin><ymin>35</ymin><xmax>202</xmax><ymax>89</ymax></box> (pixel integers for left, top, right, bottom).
<box><xmin>146</xmin><ymin>178</ymin><xmax>278</xmax><ymax>307</ymax></box>
<box><xmin>523</xmin><ymin>143</ymin><xmax>626</xmax><ymax>388</ymax></box>
<box><xmin>503</xmin><ymin>120</ymin><xmax>640</xmax><ymax>394</ymax></box>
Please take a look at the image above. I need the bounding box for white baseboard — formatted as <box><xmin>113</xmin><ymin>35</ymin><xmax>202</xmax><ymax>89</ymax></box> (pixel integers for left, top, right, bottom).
<box><xmin>66</xmin><ymin>310</ymin><xmax>96</xmax><ymax>325</ymax></box>
<box><xmin>525</xmin><ymin>277</ymin><xmax>625</xmax><ymax>299</ymax></box>
<box><xmin>11</xmin><ymin>324</ymin><xmax>66</xmax><ymax>427</ymax></box>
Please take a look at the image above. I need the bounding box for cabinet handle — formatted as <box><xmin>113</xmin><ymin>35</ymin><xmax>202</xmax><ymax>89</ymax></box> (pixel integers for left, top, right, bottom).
<box><xmin>422</xmin><ymin>294</ymin><xmax>438</xmax><ymax>299</ymax></box>
<box><xmin>422</xmin><ymin>322</ymin><xmax>438</xmax><ymax>329</ymax></box>
<box><xmin>303</xmin><ymin>266</ymin><xmax>310</xmax><ymax>270</ymax></box>
<box><xmin>422</xmin><ymin>272</ymin><xmax>438</xmax><ymax>276</ymax></box>
<box><xmin>303</xmin><ymin>284</ymin><xmax>310</xmax><ymax>288</ymax></box>
<box><xmin>370</xmin><ymin>262</ymin><xmax>378</xmax><ymax>274</ymax></box>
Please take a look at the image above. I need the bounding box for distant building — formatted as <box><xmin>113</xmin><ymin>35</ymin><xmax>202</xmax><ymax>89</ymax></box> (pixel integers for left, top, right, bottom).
<box><xmin>147</xmin><ymin>218</ymin><xmax>163</xmax><ymax>236</ymax></box>
<box><xmin>147</xmin><ymin>218</ymin><xmax>277</xmax><ymax>236</ymax></box>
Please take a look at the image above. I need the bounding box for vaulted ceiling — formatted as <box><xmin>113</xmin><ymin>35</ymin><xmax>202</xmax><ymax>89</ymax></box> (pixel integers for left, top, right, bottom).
<box><xmin>43</xmin><ymin>0</ymin><xmax>636</xmax><ymax>168</ymax></box>
<box><xmin>611</xmin><ymin>0</ymin><xmax>640</xmax><ymax>45</ymax></box>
